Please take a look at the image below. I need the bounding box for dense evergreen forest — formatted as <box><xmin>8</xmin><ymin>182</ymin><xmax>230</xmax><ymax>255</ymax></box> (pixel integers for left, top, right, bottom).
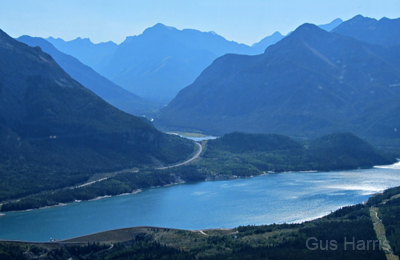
<box><xmin>2</xmin><ymin>132</ymin><xmax>396</xmax><ymax>212</ymax></box>
<box><xmin>367</xmin><ymin>186</ymin><xmax>400</xmax><ymax>256</ymax></box>
<box><xmin>201</xmin><ymin>132</ymin><xmax>396</xmax><ymax>173</ymax></box>
<box><xmin>1</xmin><ymin>165</ymin><xmax>206</xmax><ymax>212</ymax></box>
<box><xmin>0</xmin><ymin>28</ymin><xmax>196</xmax><ymax>206</ymax></box>
<box><xmin>0</xmin><ymin>131</ymin><xmax>195</xmax><ymax>202</ymax></box>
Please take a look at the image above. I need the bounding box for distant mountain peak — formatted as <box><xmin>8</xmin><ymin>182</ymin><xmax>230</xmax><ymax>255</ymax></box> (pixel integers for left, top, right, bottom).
<box><xmin>73</xmin><ymin>37</ymin><xmax>93</xmax><ymax>43</ymax></box>
<box><xmin>353</xmin><ymin>14</ymin><xmax>373</xmax><ymax>20</ymax></box>
<box><xmin>318</xmin><ymin>18</ymin><xmax>343</xmax><ymax>31</ymax></box>
<box><xmin>251</xmin><ymin>31</ymin><xmax>284</xmax><ymax>52</ymax></box>
<box><xmin>153</xmin><ymin>22</ymin><xmax>168</xmax><ymax>27</ymax></box>
<box><xmin>99</xmin><ymin>23</ymin><xmax>257</xmax><ymax>101</ymax></box>
<box><xmin>331</xmin><ymin>18</ymin><xmax>343</xmax><ymax>23</ymax></box>
<box><xmin>158</xmin><ymin>18</ymin><xmax>400</xmax><ymax>139</ymax></box>
<box><xmin>289</xmin><ymin>23</ymin><xmax>328</xmax><ymax>39</ymax></box>
<box><xmin>332</xmin><ymin>15</ymin><xmax>400</xmax><ymax>46</ymax></box>
<box><xmin>348</xmin><ymin>15</ymin><xmax>377</xmax><ymax>24</ymax></box>
<box><xmin>143</xmin><ymin>23</ymin><xmax>178</xmax><ymax>35</ymax></box>
<box><xmin>103</xmin><ymin>40</ymin><xmax>117</xmax><ymax>45</ymax></box>
<box><xmin>46</xmin><ymin>36</ymin><xmax>59</xmax><ymax>41</ymax></box>
<box><xmin>380</xmin><ymin>17</ymin><xmax>391</xmax><ymax>21</ymax></box>
<box><xmin>296</xmin><ymin>23</ymin><xmax>320</xmax><ymax>31</ymax></box>
<box><xmin>353</xmin><ymin>14</ymin><xmax>365</xmax><ymax>19</ymax></box>
<box><xmin>271</xmin><ymin>31</ymin><xmax>283</xmax><ymax>36</ymax></box>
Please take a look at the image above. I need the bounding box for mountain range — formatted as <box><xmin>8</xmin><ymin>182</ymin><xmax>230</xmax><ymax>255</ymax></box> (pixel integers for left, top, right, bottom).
<box><xmin>251</xmin><ymin>18</ymin><xmax>343</xmax><ymax>54</ymax></box>
<box><xmin>42</xmin><ymin>18</ymin><xmax>342</xmax><ymax>104</ymax></box>
<box><xmin>46</xmin><ymin>37</ymin><xmax>118</xmax><ymax>72</ymax></box>
<box><xmin>318</xmin><ymin>18</ymin><xmax>343</xmax><ymax>32</ymax></box>
<box><xmin>251</xmin><ymin>32</ymin><xmax>285</xmax><ymax>54</ymax></box>
<box><xmin>332</xmin><ymin>15</ymin><xmax>400</xmax><ymax>46</ymax></box>
<box><xmin>17</xmin><ymin>36</ymin><xmax>155</xmax><ymax>115</ymax></box>
<box><xmin>97</xmin><ymin>24</ymin><xmax>259</xmax><ymax>103</ymax></box>
<box><xmin>157</xmin><ymin>20</ymin><xmax>400</xmax><ymax>145</ymax></box>
<box><xmin>0</xmin><ymin>28</ymin><xmax>194</xmax><ymax>199</ymax></box>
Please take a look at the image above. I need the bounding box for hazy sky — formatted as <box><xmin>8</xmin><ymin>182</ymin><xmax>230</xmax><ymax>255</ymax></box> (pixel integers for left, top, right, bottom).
<box><xmin>1</xmin><ymin>0</ymin><xmax>399</xmax><ymax>45</ymax></box>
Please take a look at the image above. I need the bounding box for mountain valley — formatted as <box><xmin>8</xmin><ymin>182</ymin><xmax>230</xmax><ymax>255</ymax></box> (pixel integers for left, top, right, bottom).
<box><xmin>157</xmin><ymin>19</ymin><xmax>400</xmax><ymax>147</ymax></box>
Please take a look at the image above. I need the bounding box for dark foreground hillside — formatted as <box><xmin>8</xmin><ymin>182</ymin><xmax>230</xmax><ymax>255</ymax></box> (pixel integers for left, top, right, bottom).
<box><xmin>0</xmin><ymin>28</ymin><xmax>194</xmax><ymax>201</ymax></box>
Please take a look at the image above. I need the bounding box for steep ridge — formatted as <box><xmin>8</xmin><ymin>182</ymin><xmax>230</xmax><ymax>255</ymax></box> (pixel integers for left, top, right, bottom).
<box><xmin>332</xmin><ymin>15</ymin><xmax>400</xmax><ymax>46</ymax></box>
<box><xmin>0</xmin><ymin>29</ymin><xmax>194</xmax><ymax>200</ymax></box>
<box><xmin>18</xmin><ymin>36</ymin><xmax>156</xmax><ymax>115</ymax></box>
<box><xmin>251</xmin><ymin>31</ymin><xmax>284</xmax><ymax>54</ymax></box>
<box><xmin>252</xmin><ymin>18</ymin><xmax>343</xmax><ymax>54</ymax></box>
<box><xmin>46</xmin><ymin>37</ymin><xmax>117</xmax><ymax>72</ymax></box>
<box><xmin>98</xmin><ymin>23</ymin><xmax>258</xmax><ymax>102</ymax></box>
<box><xmin>318</xmin><ymin>18</ymin><xmax>343</xmax><ymax>31</ymax></box>
<box><xmin>157</xmin><ymin>23</ymin><xmax>400</xmax><ymax>143</ymax></box>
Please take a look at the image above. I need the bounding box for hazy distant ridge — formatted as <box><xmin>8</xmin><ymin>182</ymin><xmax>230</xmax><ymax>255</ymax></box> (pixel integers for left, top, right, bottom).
<box><xmin>42</xmin><ymin>18</ymin><xmax>343</xmax><ymax>103</ymax></box>
<box><xmin>46</xmin><ymin>37</ymin><xmax>118</xmax><ymax>72</ymax></box>
<box><xmin>97</xmin><ymin>23</ymin><xmax>259</xmax><ymax>102</ymax></box>
<box><xmin>332</xmin><ymin>15</ymin><xmax>400</xmax><ymax>46</ymax></box>
<box><xmin>18</xmin><ymin>35</ymin><xmax>155</xmax><ymax>115</ymax></box>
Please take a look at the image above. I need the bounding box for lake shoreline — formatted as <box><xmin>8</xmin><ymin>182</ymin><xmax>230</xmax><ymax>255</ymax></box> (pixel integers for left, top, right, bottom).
<box><xmin>1</xmin><ymin>165</ymin><xmax>400</xmax><ymax>242</ymax></box>
<box><xmin>2</xmin><ymin>162</ymin><xmax>399</xmax><ymax>214</ymax></box>
<box><xmin>0</xmin><ymin>196</ymin><xmax>385</xmax><ymax>243</ymax></box>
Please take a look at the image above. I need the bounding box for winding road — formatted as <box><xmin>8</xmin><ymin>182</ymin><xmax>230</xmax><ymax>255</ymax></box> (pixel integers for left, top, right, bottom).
<box><xmin>73</xmin><ymin>141</ymin><xmax>202</xmax><ymax>188</ymax></box>
<box><xmin>157</xmin><ymin>142</ymin><xmax>202</xmax><ymax>169</ymax></box>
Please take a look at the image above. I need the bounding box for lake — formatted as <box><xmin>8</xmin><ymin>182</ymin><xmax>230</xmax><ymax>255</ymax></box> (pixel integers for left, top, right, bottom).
<box><xmin>178</xmin><ymin>134</ymin><xmax>218</xmax><ymax>142</ymax></box>
<box><xmin>1</xmin><ymin>163</ymin><xmax>400</xmax><ymax>242</ymax></box>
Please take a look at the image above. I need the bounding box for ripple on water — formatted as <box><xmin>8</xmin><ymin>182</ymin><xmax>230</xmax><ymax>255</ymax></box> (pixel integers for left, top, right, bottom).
<box><xmin>1</xmin><ymin>165</ymin><xmax>400</xmax><ymax>242</ymax></box>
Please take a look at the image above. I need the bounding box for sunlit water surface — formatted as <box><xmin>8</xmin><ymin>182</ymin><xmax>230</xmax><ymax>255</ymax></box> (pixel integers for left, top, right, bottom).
<box><xmin>1</xmin><ymin>163</ymin><xmax>400</xmax><ymax>242</ymax></box>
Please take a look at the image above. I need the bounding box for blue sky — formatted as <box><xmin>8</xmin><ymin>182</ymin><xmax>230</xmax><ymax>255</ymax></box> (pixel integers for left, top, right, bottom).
<box><xmin>1</xmin><ymin>0</ymin><xmax>399</xmax><ymax>45</ymax></box>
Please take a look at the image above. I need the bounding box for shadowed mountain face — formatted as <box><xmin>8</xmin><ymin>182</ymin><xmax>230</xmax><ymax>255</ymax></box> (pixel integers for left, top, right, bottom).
<box><xmin>251</xmin><ymin>32</ymin><xmax>284</xmax><ymax>54</ymax></box>
<box><xmin>46</xmin><ymin>37</ymin><xmax>117</xmax><ymax>72</ymax></box>
<box><xmin>332</xmin><ymin>15</ymin><xmax>400</xmax><ymax>46</ymax></box>
<box><xmin>42</xmin><ymin>20</ymin><xmax>345</xmax><ymax>105</ymax></box>
<box><xmin>0</xmin><ymin>28</ymin><xmax>194</xmax><ymax>174</ymax></box>
<box><xmin>98</xmin><ymin>23</ymin><xmax>259</xmax><ymax>103</ymax></box>
<box><xmin>157</xmin><ymin>23</ymin><xmax>400</xmax><ymax>143</ymax></box>
<box><xmin>251</xmin><ymin>18</ymin><xmax>342</xmax><ymax>60</ymax></box>
<box><xmin>17</xmin><ymin>36</ymin><xmax>157</xmax><ymax>116</ymax></box>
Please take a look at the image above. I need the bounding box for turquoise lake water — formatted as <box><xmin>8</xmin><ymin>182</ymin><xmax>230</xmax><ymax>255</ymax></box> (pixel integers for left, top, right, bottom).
<box><xmin>1</xmin><ymin>163</ymin><xmax>400</xmax><ymax>242</ymax></box>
